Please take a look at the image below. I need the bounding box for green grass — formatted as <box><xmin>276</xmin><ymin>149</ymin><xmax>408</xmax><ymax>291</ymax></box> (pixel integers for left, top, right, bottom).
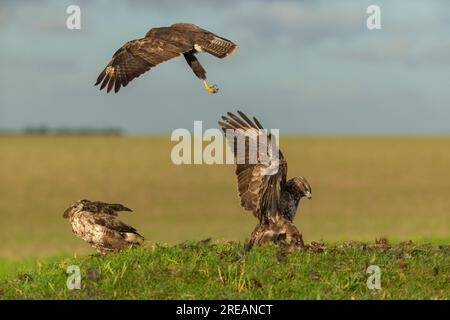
<box><xmin>0</xmin><ymin>241</ymin><xmax>448</xmax><ymax>300</ymax></box>
<box><xmin>1</xmin><ymin>136</ymin><xmax>450</xmax><ymax>258</ymax></box>
<box><xmin>0</xmin><ymin>136</ymin><xmax>449</xmax><ymax>299</ymax></box>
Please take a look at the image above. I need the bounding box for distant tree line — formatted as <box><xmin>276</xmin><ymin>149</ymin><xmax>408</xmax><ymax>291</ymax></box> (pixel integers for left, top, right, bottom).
<box><xmin>0</xmin><ymin>126</ymin><xmax>123</xmax><ymax>136</ymax></box>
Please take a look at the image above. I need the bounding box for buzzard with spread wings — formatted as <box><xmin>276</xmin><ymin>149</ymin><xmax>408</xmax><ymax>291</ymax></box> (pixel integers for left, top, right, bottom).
<box><xmin>63</xmin><ymin>199</ymin><xmax>144</xmax><ymax>255</ymax></box>
<box><xmin>219</xmin><ymin>111</ymin><xmax>312</xmax><ymax>247</ymax></box>
<box><xmin>95</xmin><ymin>23</ymin><xmax>238</xmax><ymax>94</ymax></box>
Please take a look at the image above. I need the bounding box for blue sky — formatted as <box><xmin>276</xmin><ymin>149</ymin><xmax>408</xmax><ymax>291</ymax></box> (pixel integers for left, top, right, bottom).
<box><xmin>1</xmin><ymin>0</ymin><xmax>450</xmax><ymax>134</ymax></box>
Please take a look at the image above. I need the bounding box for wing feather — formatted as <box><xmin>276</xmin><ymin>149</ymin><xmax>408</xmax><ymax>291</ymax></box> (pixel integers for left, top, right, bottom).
<box><xmin>219</xmin><ymin>111</ymin><xmax>287</xmax><ymax>222</ymax></box>
<box><xmin>81</xmin><ymin>200</ymin><xmax>133</xmax><ymax>216</ymax></box>
<box><xmin>82</xmin><ymin>212</ymin><xmax>144</xmax><ymax>247</ymax></box>
<box><xmin>95</xmin><ymin>35</ymin><xmax>192</xmax><ymax>93</ymax></box>
<box><xmin>93</xmin><ymin>214</ymin><xmax>139</xmax><ymax>234</ymax></box>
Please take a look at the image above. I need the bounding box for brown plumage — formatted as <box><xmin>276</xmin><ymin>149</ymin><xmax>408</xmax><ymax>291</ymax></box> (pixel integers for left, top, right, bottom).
<box><xmin>63</xmin><ymin>199</ymin><xmax>144</xmax><ymax>255</ymax></box>
<box><xmin>218</xmin><ymin>111</ymin><xmax>312</xmax><ymax>248</ymax></box>
<box><xmin>95</xmin><ymin>23</ymin><xmax>238</xmax><ymax>93</ymax></box>
<box><xmin>247</xmin><ymin>217</ymin><xmax>306</xmax><ymax>250</ymax></box>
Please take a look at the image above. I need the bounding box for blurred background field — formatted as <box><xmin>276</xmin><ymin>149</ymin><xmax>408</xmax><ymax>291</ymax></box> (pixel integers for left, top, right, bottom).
<box><xmin>1</xmin><ymin>135</ymin><xmax>449</xmax><ymax>259</ymax></box>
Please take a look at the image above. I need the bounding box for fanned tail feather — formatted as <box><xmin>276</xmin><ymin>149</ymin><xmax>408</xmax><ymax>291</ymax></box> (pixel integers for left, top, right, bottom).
<box><xmin>202</xmin><ymin>36</ymin><xmax>238</xmax><ymax>59</ymax></box>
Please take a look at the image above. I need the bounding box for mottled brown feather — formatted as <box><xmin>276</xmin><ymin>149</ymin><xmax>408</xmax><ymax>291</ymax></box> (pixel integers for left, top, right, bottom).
<box><xmin>219</xmin><ymin>112</ymin><xmax>287</xmax><ymax>223</ymax></box>
<box><xmin>63</xmin><ymin>200</ymin><xmax>143</xmax><ymax>255</ymax></box>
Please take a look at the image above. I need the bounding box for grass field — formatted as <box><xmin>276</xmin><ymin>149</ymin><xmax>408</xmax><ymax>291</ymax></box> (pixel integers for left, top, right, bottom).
<box><xmin>0</xmin><ymin>241</ymin><xmax>448</xmax><ymax>299</ymax></box>
<box><xmin>1</xmin><ymin>136</ymin><xmax>449</xmax><ymax>259</ymax></box>
<box><xmin>0</xmin><ymin>135</ymin><xmax>449</xmax><ymax>299</ymax></box>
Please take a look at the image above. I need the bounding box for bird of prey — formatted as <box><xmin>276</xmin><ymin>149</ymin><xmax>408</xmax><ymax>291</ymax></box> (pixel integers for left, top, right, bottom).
<box><xmin>63</xmin><ymin>199</ymin><xmax>144</xmax><ymax>255</ymax></box>
<box><xmin>95</xmin><ymin>23</ymin><xmax>238</xmax><ymax>94</ymax></box>
<box><xmin>218</xmin><ymin>111</ymin><xmax>312</xmax><ymax>248</ymax></box>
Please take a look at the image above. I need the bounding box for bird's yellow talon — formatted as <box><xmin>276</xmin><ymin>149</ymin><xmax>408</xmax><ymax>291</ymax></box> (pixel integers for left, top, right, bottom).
<box><xmin>203</xmin><ymin>80</ymin><xmax>219</xmax><ymax>94</ymax></box>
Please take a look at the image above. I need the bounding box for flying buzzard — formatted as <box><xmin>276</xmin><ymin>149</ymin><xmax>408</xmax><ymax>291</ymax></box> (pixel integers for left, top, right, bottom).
<box><xmin>95</xmin><ymin>23</ymin><xmax>238</xmax><ymax>94</ymax></box>
<box><xmin>218</xmin><ymin>111</ymin><xmax>312</xmax><ymax>248</ymax></box>
<box><xmin>63</xmin><ymin>199</ymin><xmax>144</xmax><ymax>254</ymax></box>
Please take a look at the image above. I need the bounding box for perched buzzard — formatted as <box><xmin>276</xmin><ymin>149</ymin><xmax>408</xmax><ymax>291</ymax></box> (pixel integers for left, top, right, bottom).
<box><xmin>218</xmin><ymin>111</ymin><xmax>312</xmax><ymax>248</ymax></box>
<box><xmin>63</xmin><ymin>199</ymin><xmax>144</xmax><ymax>255</ymax></box>
<box><xmin>95</xmin><ymin>23</ymin><xmax>238</xmax><ymax>94</ymax></box>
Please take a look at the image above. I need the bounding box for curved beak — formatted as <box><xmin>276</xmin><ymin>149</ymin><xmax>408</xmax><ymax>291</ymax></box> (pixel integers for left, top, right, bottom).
<box><xmin>305</xmin><ymin>191</ymin><xmax>312</xmax><ymax>200</ymax></box>
<box><xmin>63</xmin><ymin>208</ymin><xmax>71</xmax><ymax>218</ymax></box>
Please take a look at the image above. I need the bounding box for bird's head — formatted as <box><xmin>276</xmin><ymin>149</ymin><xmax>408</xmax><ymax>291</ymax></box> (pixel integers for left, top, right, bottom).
<box><xmin>62</xmin><ymin>199</ymin><xmax>89</xmax><ymax>218</ymax></box>
<box><xmin>289</xmin><ymin>177</ymin><xmax>312</xmax><ymax>200</ymax></box>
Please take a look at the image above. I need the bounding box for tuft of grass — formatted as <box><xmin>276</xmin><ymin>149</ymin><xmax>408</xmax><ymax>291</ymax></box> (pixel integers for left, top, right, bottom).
<box><xmin>0</xmin><ymin>241</ymin><xmax>448</xmax><ymax>300</ymax></box>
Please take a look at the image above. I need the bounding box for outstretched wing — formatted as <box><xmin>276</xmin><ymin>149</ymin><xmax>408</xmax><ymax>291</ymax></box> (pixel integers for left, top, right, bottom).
<box><xmin>95</xmin><ymin>34</ymin><xmax>193</xmax><ymax>93</ymax></box>
<box><xmin>218</xmin><ymin>111</ymin><xmax>287</xmax><ymax>223</ymax></box>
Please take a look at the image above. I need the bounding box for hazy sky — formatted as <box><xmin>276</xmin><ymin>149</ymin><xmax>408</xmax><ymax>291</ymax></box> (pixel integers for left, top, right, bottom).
<box><xmin>1</xmin><ymin>0</ymin><xmax>450</xmax><ymax>134</ymax></box>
